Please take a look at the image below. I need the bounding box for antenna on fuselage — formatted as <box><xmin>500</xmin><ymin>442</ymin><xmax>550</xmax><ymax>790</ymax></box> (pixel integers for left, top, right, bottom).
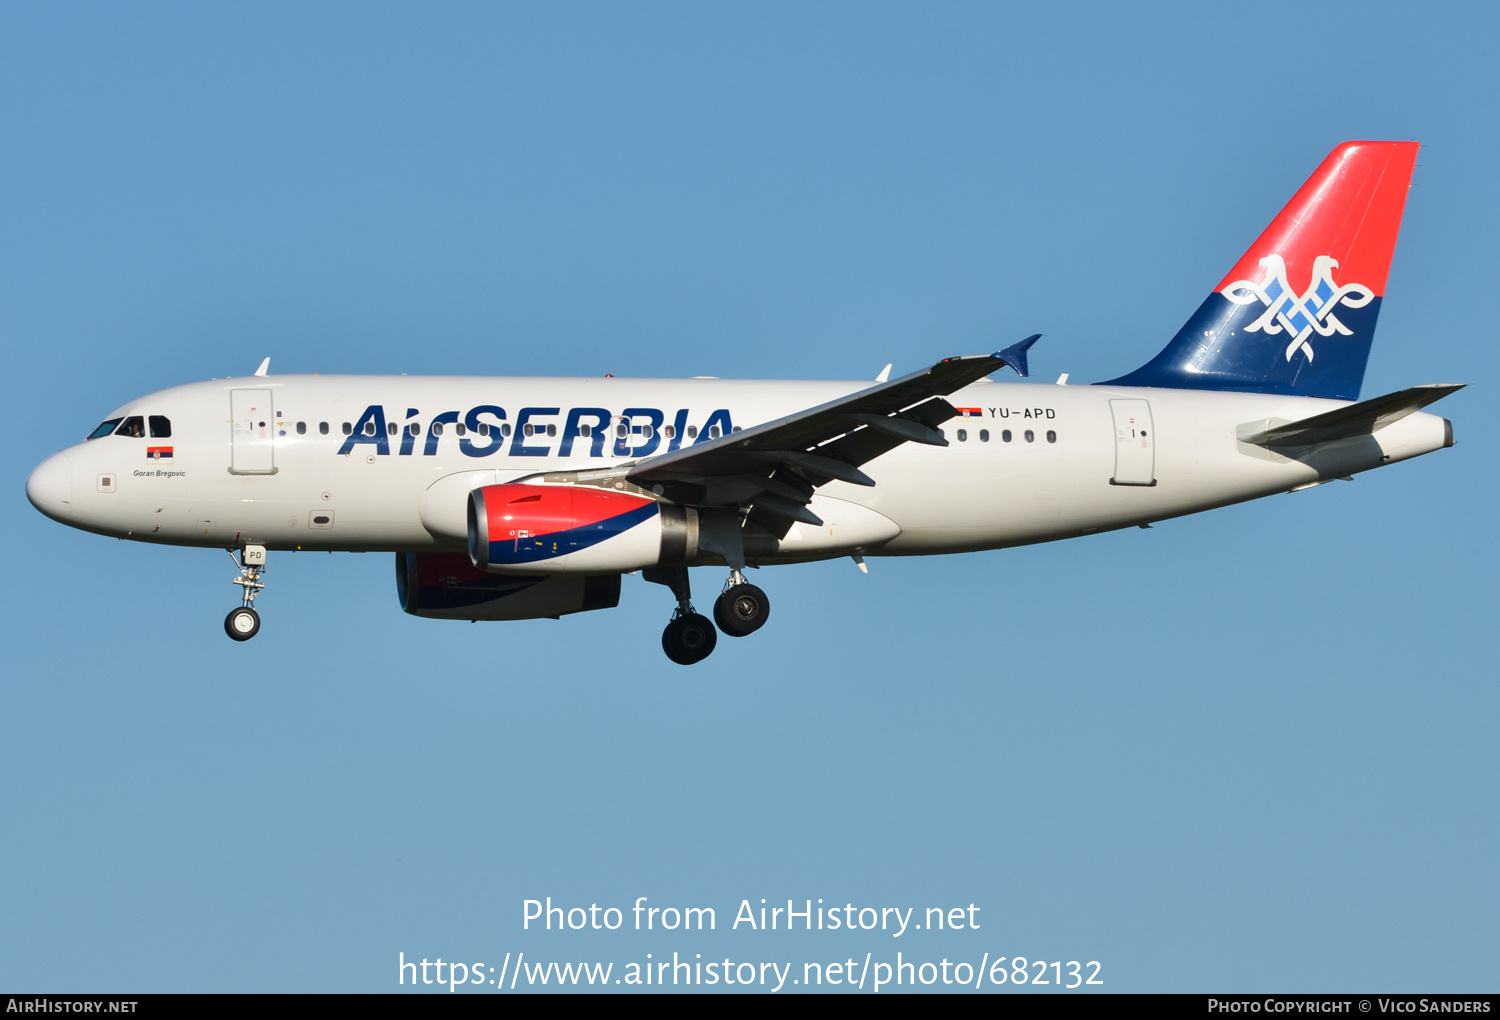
<box><xmin>254</xmin><ymin>357</ymin><xmax>270</xmax><ymax>377</ymax></box>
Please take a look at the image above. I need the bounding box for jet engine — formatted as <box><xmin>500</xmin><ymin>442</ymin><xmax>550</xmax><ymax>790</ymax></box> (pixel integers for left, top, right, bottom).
<box><xmin>395</xmin><ymin>552</ymin><xmax>620</xmax><ymax>621</ymax></box>
<box><xmin>467</xmin><ymin>483</ymin><xmax>695</xmax><ymax>574</ymax></box>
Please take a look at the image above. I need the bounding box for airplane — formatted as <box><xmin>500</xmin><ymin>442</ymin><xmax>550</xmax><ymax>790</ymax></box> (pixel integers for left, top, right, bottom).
<box><xmin>26</xmin><ymin>140</ymin><xmax>1461</xmax><ymax>664</ymax></box>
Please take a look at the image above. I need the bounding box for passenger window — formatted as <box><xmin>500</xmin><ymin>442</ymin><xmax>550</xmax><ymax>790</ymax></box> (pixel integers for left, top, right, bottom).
<box><xmin>363</xmin><ymin>421</ymin><xmax>376</xmax><ymax>436</ymax></box>
<box><xmin>956</xmin><ymin>429</ymin><xmax>967</xmax><ymax>442</ymax></box>
<box><xmin>523</xmin><ymin>423</ymin><xmax>534</xmax><ymax>437</ymax></box>
<box><xmin>114</xmin><ymin>416</ymin><xmax>145</xmax><ymax>438</ymax></box>
<box><xmin>547</xmin><ymin>424</ymin><xmax>557</xmax><ymax>438</ymax></box>
<box><xmin>296</xmin><ymin>422</ymin><xmax>307</xmax><ymax>435</ymax></box>
<box><xmin>455</xmin><ymin>423</ymin><xmax>467</xmax><ymax>436</ymax></box>
<box><xmin>709</xmin><ymin>425</ymin><xmax>721</xmax><ymax>439</ymax></box>
<box><xmin>342</xmin><ymin>422</ymin><xmax>352</xmax><ymax>435</ymax></box>
<box><xmin>500</xmin><ymin>424</ymin><xmax>511</xmax><ymax>437</ymax></box>
<box><xmin>1025</xmin><ymin>430</ymin><xmax>1035</xmax><ymax>443</ymax></box>
<box><xmin>980</xmin><ymin>429</ymin><xmax>990</xmax><ymax>442</ymax></box>
<box><xmin>1002</xmin><ymin>430</ymin><xmax>1012</xmax><ymax>443</ymax></box>
<box><xmin>431</xmin><ymin>422</ymin><xmax>444</xmax><ymax>437</ymax></box>
<box><xmin>1047</xmin><ymin>430</ymin><xmax>1057</xmax><ymax>443</ymax></box>
<box><xmin>88</xmin><ymin>418</ymin><xmax>123</xmax><ymax>440</ymax></box>
<box><xmin>641</xmin><ymin>425</ymin><xmax>653</xmax><ymax>439</ymax></box>
<box><xmin>687</xmin><ymin>425</ymin><xmax>698</xmax><ymax>439</ymax></box>
<box><xmin>663</xmin><ymin>424</ymin><xmax>674</xmax><ymax>439</ymax></box>
<box><xmin>148</xmin><ymin>415</ymin><xmax>171</xmax><ymax>438</ymax></box>
<box><xmin>580</xmin><ymin>424</ymin><xmax>592</xmax><ymax>439</ymax></box>
<box><xmin>732</xmin><ymin>426</ymin><xmax>742</xmax><ymax>433</ymax></box>
<box><xmin>387</xmin><ymin>422</ymin><xmax>397</xmax><ymax>436</ymax></box>
<box><xmin>408</xmin><ymin>422</ymin><xmax>421</xmax><ymax>436</ymax></box>
<box><xmin>615</xmin><ymin>423</ymin><xmax>627</xmax><ymax>438</ymax></box>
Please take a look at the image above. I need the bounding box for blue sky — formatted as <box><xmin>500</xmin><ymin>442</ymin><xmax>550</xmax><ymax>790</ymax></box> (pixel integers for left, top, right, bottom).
<box><xmin>2</xmin><ymin>1</ymin><xmax>1495</xmax><ymax>992</ymax></box>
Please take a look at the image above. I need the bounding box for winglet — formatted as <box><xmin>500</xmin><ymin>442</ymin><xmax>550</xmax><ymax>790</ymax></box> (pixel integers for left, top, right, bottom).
<box><xmin>996</xmin><ymin>334</ymin><xmax>1041</xmax><ymax>378</ymax></box>
<box><xmin>254</xmin><ymin>357</ymin><xmax>270</xmax><ymax>377</ymax></box>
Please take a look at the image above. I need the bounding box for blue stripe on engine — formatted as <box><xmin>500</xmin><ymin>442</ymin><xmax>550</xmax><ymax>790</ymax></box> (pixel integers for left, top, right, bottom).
<box><xmin>488</xmin><ymin>499</ymin><xmax>659</xmax><ymax>565</ymax></box>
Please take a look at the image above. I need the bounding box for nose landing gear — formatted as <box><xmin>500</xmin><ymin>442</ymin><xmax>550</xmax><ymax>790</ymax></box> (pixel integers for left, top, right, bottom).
<box><xmin>225</xmin><ymin>605</ymin><xmax>260</xmax><ymax>640</ymax></box>
<box><xmin>224</xmin><ymin>545</ymin><xmax>266</xmax><ymax>642</ymax></box>
<box><xmin>713</xmin><ymin>569</ymin><xmax>770</xmax><ymax>637</ymax></box>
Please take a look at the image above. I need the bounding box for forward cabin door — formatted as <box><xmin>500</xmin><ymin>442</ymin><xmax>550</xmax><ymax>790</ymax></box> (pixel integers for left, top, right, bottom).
<box><xmin>1109</xmin><ymin>398</ymin><xmax>1155</xmax><ymax>486</ymax></box>
<box><xmin>230</xmin><ymin>389</ymin><xmax>276</xmax><ymax>474</ymax></box>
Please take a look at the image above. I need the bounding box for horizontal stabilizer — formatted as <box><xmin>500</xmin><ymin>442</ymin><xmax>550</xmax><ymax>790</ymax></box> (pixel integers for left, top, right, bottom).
<box><xmin>1237</xmin><ymin>384</ymin><xmax>1464</xmax><ymax>447</ymax></box>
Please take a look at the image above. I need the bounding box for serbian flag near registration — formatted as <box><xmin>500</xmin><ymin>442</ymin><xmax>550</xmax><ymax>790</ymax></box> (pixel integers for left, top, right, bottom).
<box><xmin>955</xmin><ymin>407</ymin><xmax>983</xmax><ymax>419</ymax></box>
<box><xmin>147</xmin><ymin>447</ymin><xmax>173</xmax><ymax>463</ymax></box>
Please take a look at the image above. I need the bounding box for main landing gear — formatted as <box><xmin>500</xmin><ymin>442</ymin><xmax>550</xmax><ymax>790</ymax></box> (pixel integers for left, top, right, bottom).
<box><xmin>664</xmin><ymin>609</ymin><xmax>717</xmax><ymax>665</ymax></box>
<box><xmin>646</xmin><ymin>566</ymin><xmax>716</xmax><ymax>665</ymax></box>
<box><xmin>224</xmin><ymin>545</ymin><xmax>267</xmax><ymax>642</ymax></box>
<box><xmin>645</xmin><ymin>566</ymin><xmax>772</xmax><ymax>665</ymax></box>
<box><xmin>713</xmin><ymin>569</ymin><xmax>770</xmax><ymax>637</ymax></box>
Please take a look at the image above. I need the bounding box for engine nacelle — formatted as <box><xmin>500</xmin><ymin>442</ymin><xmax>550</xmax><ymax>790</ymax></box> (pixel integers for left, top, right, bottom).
<box><xmin>396</xmin><ymin>552</ymin><xmax>620</xmax><ymax>621</ymax></box>
<box><xmin>468</xmin><ymin>483</ymin><xmax>695</xmax><ymax>574</ymax></box>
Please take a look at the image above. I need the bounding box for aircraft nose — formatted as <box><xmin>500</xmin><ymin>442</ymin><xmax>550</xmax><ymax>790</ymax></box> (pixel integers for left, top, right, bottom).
<box><xmin>27</xmin><ymin>451</ymin><xmax>75</xmax><ymax>521</ymax></box>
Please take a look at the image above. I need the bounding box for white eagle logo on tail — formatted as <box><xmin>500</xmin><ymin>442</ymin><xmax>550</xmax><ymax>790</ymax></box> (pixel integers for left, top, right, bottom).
<box><xmin>1220</xmin><ymin>255</ymin><xmax>1374</xmax><ymax>363</ymax></box>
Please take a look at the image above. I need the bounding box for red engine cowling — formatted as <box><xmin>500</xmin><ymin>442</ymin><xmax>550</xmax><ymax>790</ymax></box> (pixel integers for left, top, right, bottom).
<box><xmin>396</xmin><ymin>552</ymin><xmax>620</xmax><ymax>621</ymax></box>
<box><xmin>467</xmin><ymin>483</ymin><xmax>695</xmax><ymax>574</ymax></box>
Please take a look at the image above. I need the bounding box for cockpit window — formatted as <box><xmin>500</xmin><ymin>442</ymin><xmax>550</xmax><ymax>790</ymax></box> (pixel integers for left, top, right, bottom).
<box><xmin>149</xmin><ymin>415</ymin><xmax>171</xmax><ymax>438</ymax></box>
<box><xmin>114</xmin><ymin>416</ymin><xmax>145</xmax><ymax>438</ymax></box>
<box><xmin>87</xmin><ymin>418</ymin><xmax>123</xmax><ymax>440</ymax></box>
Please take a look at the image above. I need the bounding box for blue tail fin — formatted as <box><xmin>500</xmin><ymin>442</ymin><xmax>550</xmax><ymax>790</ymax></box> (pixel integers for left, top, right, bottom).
<box><xmin>1100</xmin><ymin>141</ymin><xmax>1419</xmax><ymax>401</ymax></box>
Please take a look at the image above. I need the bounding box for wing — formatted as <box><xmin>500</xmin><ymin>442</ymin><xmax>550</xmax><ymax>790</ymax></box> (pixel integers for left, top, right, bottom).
<box><xmin>626</xmin><ymin>342</ymin><xmax>1035</xmax><ymax>534</ymax></box>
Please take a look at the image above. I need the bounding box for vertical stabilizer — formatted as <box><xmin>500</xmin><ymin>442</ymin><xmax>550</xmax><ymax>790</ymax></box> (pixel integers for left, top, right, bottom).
<box><xmin>1101</xmin><ymin>141</ymin><xmax>1419</xmax><ymax>400</ymax></box>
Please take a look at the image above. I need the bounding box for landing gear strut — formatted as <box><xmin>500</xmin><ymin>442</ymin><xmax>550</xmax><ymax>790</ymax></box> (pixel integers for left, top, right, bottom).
<box><xmin>645</xmin><ymin>566</ymin><xmax>716</xmax><ymax>665</ymax></box>
<box><xmin>713</xmin><ymin>569</ymin><xmax>770</xmax><ymax>637</ymax></box>
<box><xmin>224</xmin><ymin>545</ymin><xmax>266</xmax><ymax>642</ymax></box>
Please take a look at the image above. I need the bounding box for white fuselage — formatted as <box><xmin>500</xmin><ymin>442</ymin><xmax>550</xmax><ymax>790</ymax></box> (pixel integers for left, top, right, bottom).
<box><xmin>26</xmin><ymin>373</ymin><xmax>1452</xmax><ymax>563</ymax></box>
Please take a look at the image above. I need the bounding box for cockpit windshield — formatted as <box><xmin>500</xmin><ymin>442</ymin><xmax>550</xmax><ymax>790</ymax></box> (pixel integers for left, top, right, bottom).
<box><xmin>87</xmin><ymin>418</ymin><xmax>123</xmax><ymax>440</ymax></box>
<box><xmin>85</xmin><ymin>414</ymin><xmax>170</xmax><ymax>440</ymax></box>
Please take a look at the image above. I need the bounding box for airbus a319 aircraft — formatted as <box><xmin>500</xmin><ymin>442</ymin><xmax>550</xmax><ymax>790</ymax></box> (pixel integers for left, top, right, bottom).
<box><xmin>27</xmin><ymin>141</ymin><xmax>1461</xmax><ymax>663</ymax></box>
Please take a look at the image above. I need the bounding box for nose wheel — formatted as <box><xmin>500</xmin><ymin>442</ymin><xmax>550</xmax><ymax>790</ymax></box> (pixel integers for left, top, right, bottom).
<box><xmin>225</xmin><ymin>545</ymin><xmax>267</xmax><ymax>642</ymax></box>
<box><xmin>713</xmin><ymin>572</ymin><xmax>770</xmax><ymax>637</ymax></box>
<box><xmin>225</xmin><ymin>606</ymin><xmax>261</xmax><ymax>640</ymax></box>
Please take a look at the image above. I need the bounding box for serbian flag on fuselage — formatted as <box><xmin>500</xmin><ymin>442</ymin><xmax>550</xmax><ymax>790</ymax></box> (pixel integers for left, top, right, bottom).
<box><xmin>147</xmin><ymin>447</ymin><xmax>173</xmax><ymax>463</ymax></box>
